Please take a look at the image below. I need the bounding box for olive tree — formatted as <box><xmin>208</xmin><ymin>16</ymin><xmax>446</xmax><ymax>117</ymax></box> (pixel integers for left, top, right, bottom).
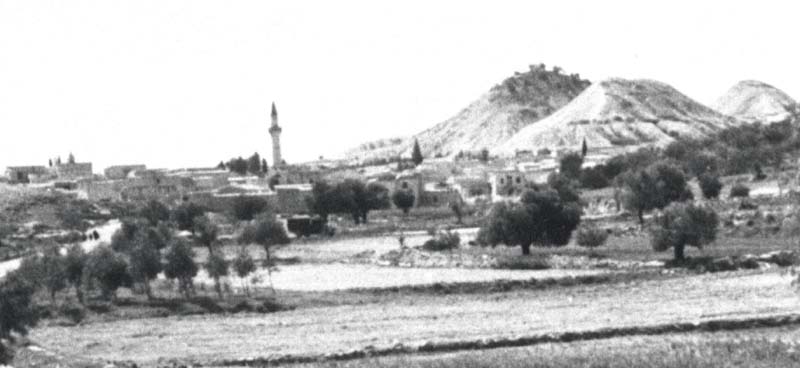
<box><xmin>650</xmin><ymin>202</ymin><xmax>719</xmax><ymax>261</ymax></box>
<box><xmin>622</xmin><ymin>163</ymin><xmax>693</xmax><ymax>225</ymax></box>
<box><xmin>238</xmin><ymin>215</ymin><xmax>290</xmax><ymax>291</ymax></box>
<box><xmin>0</xmin><ymin>273</ymin><xmax>38</xmax><ymax>364</ymax></box>
<box><xmin>477</xmin><ymin>188</ymin><xmax>581</xmax><ymax>255</ymax></box>
<box><xmin>164</xmin><ymin>238</ymin><xmax>198</xmax><ymax>298</ymax></box>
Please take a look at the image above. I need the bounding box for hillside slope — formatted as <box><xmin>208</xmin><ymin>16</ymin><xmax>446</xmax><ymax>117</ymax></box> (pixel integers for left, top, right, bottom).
<box><xmin>713</xmin><ymin>80</ymin><xmax>798</xmax><ymax>124</ymax></box>
<box><xmin>344</xmin><ymin>64</ymin><xmax>590</xmax><ymax>161</ymax></box>
<box><xmin>496</xmin><ymin>78</ymin><xmax>738</xmax><ymax>155</ymax></box>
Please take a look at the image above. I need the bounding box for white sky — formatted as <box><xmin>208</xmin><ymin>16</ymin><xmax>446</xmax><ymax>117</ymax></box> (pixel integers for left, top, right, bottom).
<box><xmin>0</xmin><ymin>0</ymin><xmax>798</xmax><ymax>171</ymax></box>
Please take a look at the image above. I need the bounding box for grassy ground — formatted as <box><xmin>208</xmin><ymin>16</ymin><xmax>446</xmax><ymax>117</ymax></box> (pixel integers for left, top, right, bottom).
<box><xmin>287</xmin><ymin>327</ymin><xmax>800</xmax><ymax>368</ymax></box>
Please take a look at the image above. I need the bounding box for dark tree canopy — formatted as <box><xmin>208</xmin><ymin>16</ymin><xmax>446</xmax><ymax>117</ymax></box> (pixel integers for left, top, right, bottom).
<box><xmin>226</xmin><ymin>157</ymin><xmax>248</xmax><ymax>175</ymax></box>
<box><xmin>306</xmin><ymin>180</ymin><xmax>390</xmax><ymax>224</ymax></box>
<box><xmin>247</xmin><ymin>152</ymin><xmax>262</xmax><ymax>175</ymax></box>
<box><xmin>411</xmin><ymin>139</ymin><xmax>423</xmax><ymax>166</ymax></box>
<box><xmin>231</xmin><ymin>195</ymin><xmax>269</xmax><ymax>221</ymax></box>
<box><xmin>478</xmin><ymin>187</ymin><xmax>581</xmax><ymax>255</ymax></box>
<box><xmin>139</xmin><ymin>200</ymin><xmax>170</xmax><ymax>227</ymax></box>
<box><xmin>164</xmin><ymin>238</ymin><xmax>198</xmax><ymax>298</ymax></box>
<box><xmin>0</xmin><ymin>273</ymin><xmax>39</xmax><ymax>363</ymax></box>
<box><xmin>559</xmin><ymin>152</ymin><xmax>584</xmax><ymax>180</ymax></box>
<box><xmin>86</xmin><ymin>246</ymin><xmax>132</xmax><ymax>300</ymax></box>
<box><xmin>171</xmin><ymin>202</ymin><xmax>206</xmax><ymax>232</ymax></box>
<box><xmin>698</xmin><ymin>174</ymin><xmax>723</xmax><ymax>199</ymax></box>
<box><xmin>622</xmin><ymin>163</ymin><xmax>693</xmax><ymax>225</ymax></box>
<box><xmin>650</xmin><ymin>202</ymin><xmax>718</xmax><ymax>261</ymax></box>
<box><xmin>392</xmin><ymin>189</ymin><xmax>415</xmax><ymax>214</ymax></box>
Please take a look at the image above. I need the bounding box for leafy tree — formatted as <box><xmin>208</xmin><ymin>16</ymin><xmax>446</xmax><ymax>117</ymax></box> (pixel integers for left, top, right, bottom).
<box><xmin>411</xmin><ymin>139</ymin><xmax>423</xmax><ymax>166</ymax></box>
<box><xmin>580</xmin><ymin>166</ymin><xmax>610</xmax><ymax>189</ymax></box>
<box><xmin>139</xmin><ymin>199</ymin><xmax>170</xmax><ymax>227</ymax></box>
<box><xmin>268</xmin><ymin>174</ymin><xmax>281</xmax><ymax>190</ymax></box>
<box><xmin>650</xmin><ymin>202</ymin><xmax>718</xmax><ymax>261</ymax></box>
<box><xmin>238</xmin><ymin>216</ymin><xmax>290</xmax><ymax>290</ymax></box>
<box><xmin>164</xmin><ymin>238</ymin><xmax>198</xmax><ymax>298</ymax></box>
<box><xmin>247</xmin><ymin>152</ymin><xmax>262</xmax><ymax>175</ymax></box>
<box><xmin>86</xmin><ymin>246</ymin><xmax>132</xmax><ymax>301</ymax></box>
<box><xmin>362</xmin><ymin>182</ymin><xmax>391</xmax><ymax>222</ymax></box>
<box><xmin>698</xmin><ymin>174</ymin><xmax>723</xmax><ymax>199</ymax></box>
<box><xmin>261</xmin><ymin>158</ymin><xmax>269</xmax><ymax>174</ymax></box>
<box><xmin>64</xmin><ymin>244</ymin><xmax>88</xmax><ymax>303</ymax></box>
<box><xmin>226</xmin><ymin>157</ymin><xmax>248</xmax><ymax>175</ymax></box>
<box><xmin>232</xmin><ymin>246</ymin><xmax>256</xmax><ymax>295</ymax></box>
<box><xmin>479</xmin><ymin>148</ymin><xmax>490</xmax><ymax>163</ymax></box>
<box><xmin>0</xmin><ymin>273</ymin><xmax>38</xmax><ymax>364</ymax></box>
<box><xmin>392</xmin><ymin>190</ymin><xmax>415</xmax><ymax>215</ymax></box>
<box><xmin>307</xmin><ymin>181</ymin><xmax>336</xmax><ymax>222</ymax></box>
<box><xmin>206</xmin><ymin>252</ymin><xmax>229</xmax><ymax>299</ymax></box>
<box><xmin>622</xmin><ymin>163</ymin><xmax>693</xmax><ymax>225</ymax></box>
<box><xmin>128</xmin><ymin>231</ymin><xmax>163</xmax><ymax>299</ymax></box>
<box><xmin>192</xmin><ymin>215</ymin><xmax>219</xmax><ymax>254</ymax></box>
<box><xmin>477</xmin><ymin>188</ymin><xmax>581</xmax><ymax>255</ymax></box>
<box><xmin>67</xmin><ymin>152</ymin><xmax>75</xmax><ymax>164</ymax></box>
<box><xmin>171</xmin><ymin>202</ymin><xmax>206</xmax><ymax>233</ymax></box>
<box><xmin>216</xmin><ymin>161</ymin><xmax>226</xmax><ymax>170</ymax></box>
<box><xmin>231</xmin><ymin>195</ymin><xmax>269</xmax><ymax>221</ymax></box>
<box><xmin>559</xmin><ymin>152</ymin><xmax>584</xmax><ymax>179</ymax></box>
<box><xmin>39</xmin><ymin>247</ymin><xmax>68</xmax><ymax>304</ymax></box>
<box><xmin>547</xmin><ymin>172</ymin><xmax>582</xmax><ymax>204</ymax></box>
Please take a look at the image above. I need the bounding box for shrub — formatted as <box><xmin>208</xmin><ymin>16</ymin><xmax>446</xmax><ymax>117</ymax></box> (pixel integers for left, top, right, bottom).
<box><xmin>422</xmin><ymin>229</ymin><xmax>461</xmax><ymax>251</ymax></box>
<box><xmin>698</xmin><ymin>174</ymin><xmax>723</xmax><ymax>199</ymax></box>
<box><xmin>730</xmin><ymin>183</ymin><xmax>750</xmax><ymax>198</ymax></box>
<box><xmin>59</xmin><ymin>302</ymin><xmax>87</xmax><ymax>325</ymax></box>
<box><xmin>576</xmin><ymin>226</ymin><xmax>609</xmax><ymax>249</ymax></box>
<box><xmin>495</xmin><ymin>257</ymin><xmax>551</xmax><ymax>270</ymax></box>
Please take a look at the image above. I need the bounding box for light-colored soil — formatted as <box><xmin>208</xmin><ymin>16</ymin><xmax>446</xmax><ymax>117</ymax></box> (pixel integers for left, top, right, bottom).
<box><xmin>0</xmin><ymin>219</ymin><xmax>120</xmax><ymax>279</ymax></box>
<box><xmin>194</xmin><ymin>264</ymin><xmax>606</xmax><ymax>291</ymax></box>
<box><xmin>30</xmin><ymin>269</ymin><xmax>800</xmax><ymax>365</ymax></box>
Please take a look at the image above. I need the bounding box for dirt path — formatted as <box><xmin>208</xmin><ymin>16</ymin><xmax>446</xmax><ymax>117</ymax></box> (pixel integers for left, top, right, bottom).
<box><xmin>0</xmin><ymin>219</ymin><xmax>120</xmax><ymax>279</ymax></box>
<box><xmin>30</xmin><ymin>269</ymin><xmax>800</xmax><ymax>365</ymax></box>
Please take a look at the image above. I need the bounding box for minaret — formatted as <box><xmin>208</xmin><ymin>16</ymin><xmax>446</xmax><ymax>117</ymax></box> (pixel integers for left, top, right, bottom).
<box><xmin>269</xmin><ymin>102</ymin><xmax>283</xmax><ymax>168</ymax></box>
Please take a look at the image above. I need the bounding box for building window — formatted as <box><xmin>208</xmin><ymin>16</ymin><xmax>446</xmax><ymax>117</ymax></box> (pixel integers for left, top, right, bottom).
<box><xmin>500</xmin><ymin>178</ymin><xmax>505</xmax><ymax>184</ymax></box>
<box><xmin>516</xmin><ymin>177</ymin><xmax>521</xmax><ymax>184</ymax></box>
<box><xmin>402</xmin><ymin>182</ymin><xmax>408</xmax><ymax>189</ymax></box>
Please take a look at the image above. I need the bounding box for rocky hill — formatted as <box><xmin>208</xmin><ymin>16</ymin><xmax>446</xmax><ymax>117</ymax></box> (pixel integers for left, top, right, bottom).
<box><xmin>495</xmin><ymin>78</ymin><xmax>738</xmax><ymax>156</ymax></box>
<box><xmin>713</xmin><ymin>80</ymin><xmax>798</xmax><ymax>124</ymax></box>
<box><xmin>344</xmin><ymin>64</ymin><xmax>591</xmax><ymax>161</ymax></box>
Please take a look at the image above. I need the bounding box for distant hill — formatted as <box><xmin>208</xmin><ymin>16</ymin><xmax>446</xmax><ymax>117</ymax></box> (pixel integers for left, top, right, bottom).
<box><xmin>344</xmin><ymin>64</ymin><xmax>591</xmax><ymax>161</ymax></box>
<box><xmin>713</xmin><ymin>80</ymin><xmax>798</xmax><ymax>124</ymax></box>
<box><xmin>496</xmin><ymin>78</ymin><xmax>738</xmax><ymax>156</ymax></box>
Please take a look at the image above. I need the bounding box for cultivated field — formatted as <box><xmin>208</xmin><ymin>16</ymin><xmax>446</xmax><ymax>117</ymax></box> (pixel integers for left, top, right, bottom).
<box><xmin>29</xmin><ymin>269</ymin><xmax>800</xmax><ymax>366</ymax></box>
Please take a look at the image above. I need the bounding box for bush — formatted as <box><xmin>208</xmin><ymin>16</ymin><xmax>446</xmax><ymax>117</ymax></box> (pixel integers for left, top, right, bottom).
<box><xmin>495</xmin><ymin>257</ymin><xmax>551</xmax><ymax>270</ymax></box>
<box><xmin>59</xmin><ymin>302</ymin><xmax>87</xmax><ymax>325</ymax></box>
<box><xmin>730</xmin><ymin>183</ymin><xmax>750</xmax><ymax>198</ymax></box>
<box><xmin>422</xmin><ymin>229</ymin><xmax>461</xmax><ymax>251</ymax></box>
<box><xmin>698</xmin><ymin>174</ymin><xmax>723</xmax><ymax>199</ymax></box>
<box><xmin>576</xmin><ymin>226</ymin><xmax>609</xmax><ymax>248</ymax></box>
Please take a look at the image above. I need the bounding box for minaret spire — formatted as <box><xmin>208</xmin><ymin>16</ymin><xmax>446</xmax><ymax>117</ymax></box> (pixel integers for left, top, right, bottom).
<box><xmin>269</xmin><ymin>102</ymin><xmax>283</xmax><ymax>168</ymax></box>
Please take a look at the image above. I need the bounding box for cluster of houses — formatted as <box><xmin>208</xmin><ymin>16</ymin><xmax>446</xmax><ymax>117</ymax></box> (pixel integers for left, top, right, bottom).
<box><xmin>3</xmin><ymin>149</ymin><xmax>612</xmax><ymax>218</ymax></box>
